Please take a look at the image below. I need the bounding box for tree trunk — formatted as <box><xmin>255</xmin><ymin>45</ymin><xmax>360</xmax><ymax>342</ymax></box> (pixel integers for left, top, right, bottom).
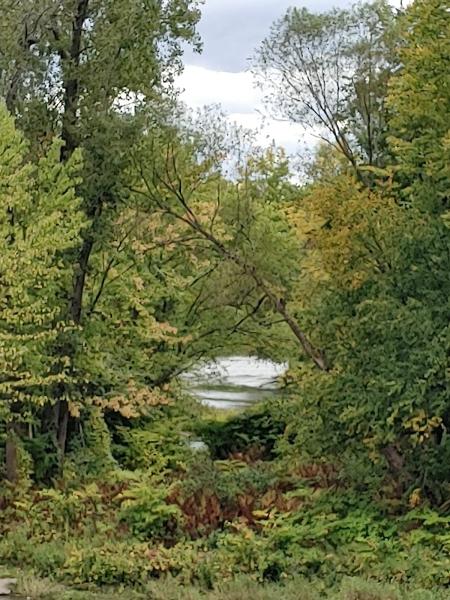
<box><xmin>274</xmin><ymin>299</ymin><xmax>329</xmax><ymax>371</ymax></box>
<box><xmin>5</xmin><ymin>423</ymin><xmax>18</xmax><ymax>484</ymax></box>
<box><xmin>54</xmin><ymin>0</ymin><xmax>90</xmax><ymax>460</ymax></box>
<box><xmin>70</xmin><ymin>237</ymin><xmax>94</xmax><ymax>323</ymax></box>
<box><xmin>60</xmin><ymin>0</ymin><xmax>89</xmax><ymax>162</ymax></box>
<box><xmin>56</xmin><ymin>400</ymin><xmax>70</xmax><ymax>463</ymax></box>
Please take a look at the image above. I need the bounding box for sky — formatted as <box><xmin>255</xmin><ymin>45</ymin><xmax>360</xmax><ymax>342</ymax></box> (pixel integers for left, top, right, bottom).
<box><xmin>177</xmin><ymin>0</ymin><xmax>408</xmax><ymax>154</ymax></box>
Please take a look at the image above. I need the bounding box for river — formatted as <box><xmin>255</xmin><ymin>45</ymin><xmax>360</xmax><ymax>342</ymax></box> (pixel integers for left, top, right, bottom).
<box><xmin>182</xmin><ymin>356</ymin><xmax>287</xmax><ymax>410</ymax></box>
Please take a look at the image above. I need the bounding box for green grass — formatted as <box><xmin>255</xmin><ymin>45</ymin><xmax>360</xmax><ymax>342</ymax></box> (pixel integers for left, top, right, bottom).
<box><xmin>7</xmin><ymin>573</ymin><xmax>450</xmax><ymax>600</ymax></box>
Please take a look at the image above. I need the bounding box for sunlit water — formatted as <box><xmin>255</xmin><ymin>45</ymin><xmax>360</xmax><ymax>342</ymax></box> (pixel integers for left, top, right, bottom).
<box><xmin>182</xmin><ymin>356</ymin><xmax>288</xmax><ymax>410</ymax></box>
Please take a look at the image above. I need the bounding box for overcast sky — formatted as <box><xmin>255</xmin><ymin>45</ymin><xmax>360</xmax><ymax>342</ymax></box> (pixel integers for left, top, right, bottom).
<box><xmin>177</xmin><ymin>0</ymin><xmax>407</xmax><ymax>154</ymax></box>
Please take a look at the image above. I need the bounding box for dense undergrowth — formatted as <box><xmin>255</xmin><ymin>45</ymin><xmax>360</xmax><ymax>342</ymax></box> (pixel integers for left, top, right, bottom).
<box><xmin>1</xmin><ymin>395</ymin><xmax>449</xmax><ymax>598</ymax></box>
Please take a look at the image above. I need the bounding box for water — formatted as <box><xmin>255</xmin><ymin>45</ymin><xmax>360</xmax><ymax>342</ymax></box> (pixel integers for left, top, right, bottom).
<box><xmin>182</xmin><ymin>356</ymin><xmax>287</xmax><ymax>410</ymax></box>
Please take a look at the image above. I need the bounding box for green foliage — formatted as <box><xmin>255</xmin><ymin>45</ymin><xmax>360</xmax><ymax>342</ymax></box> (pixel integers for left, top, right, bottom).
<box><xmin>254</xmin><ymin>1</ymin><xmax>398</xmax><ymax>171</ymax></box>
<box><xmin>0</xmin><ymin>0</ymin><xmax>202</xmax><ymax>479</ymax></box>
<box><xmin>207</xmin><ymin>488</ymin><xmax>450</xmax><ymax>586</ymax></box>
<box><xmin>1</xmin><ymin>448</ymin><xmax>450</xmax><ymax>590</ymax></box>
<box><xmin>0</xmin><ymin>103</ymin><xmax>83</xmax><ymax>408</ymax></box>
<box><xmin>64</xmin><ymin>407</ymin><xmax>117</xmax><ymax>478</ymax></box>
<box><xmin>286</xmin><ymin>180</ymin><xmax>450</xmax><ymax>492</ymax></box>
<box><xmin>63</xmin><ymin>541</ymin><xmax>191</xmax><ymax>585</ymax></box>
<box><xmin>0</xmin><ymin>103</ymin><xmax>84</xmax><ymax>481</ymax></box>
<box><xmin>130</xmin><ymin>120</ymin><xmax>308</xmax><ymax>367</ymax></box>
<box><xmin>0</xmin><ymin>527</ymin><xmax>67</xmax><ymax>576</ymax></box>
<box><xmin>388</xmin><ymin>0</ymin><xmax>450</xmax><ymax>213</ymax></box>
<box><xmin>179</xmin><ymin>452</ymin><xmax>274</xmax><ymax>508</ymax></box>
<box><xmin>1</xmin><ymin>0</ymin><xmax>450</xmax><ymax>596</ymax></box>
<box><xmin>118</xmin><ymin>480</ymin><xmax>182</xmax><ymax>541</ymax></box>
<box><xmin>195</xmin><ymin>403</ymin><xmax>286</xmax><ymax>459</ymax></box>
<box><xmin>112</xmin><ymin>417</ymin><xmax>190</xmax><ymax>473</ymax></box>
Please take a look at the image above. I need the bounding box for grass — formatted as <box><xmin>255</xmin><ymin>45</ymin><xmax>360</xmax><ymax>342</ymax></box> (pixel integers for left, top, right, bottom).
<box><xmin>7</xmin><ymin>573</ymin><xmax>450</xmax><ymax>600</ymax></box>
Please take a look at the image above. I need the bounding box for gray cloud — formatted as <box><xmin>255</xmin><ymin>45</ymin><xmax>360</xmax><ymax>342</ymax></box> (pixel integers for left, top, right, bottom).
<box><xmin>185</xmin><ymin>0</ymin><xmax>353</xmax><ymax>72</ymax></box>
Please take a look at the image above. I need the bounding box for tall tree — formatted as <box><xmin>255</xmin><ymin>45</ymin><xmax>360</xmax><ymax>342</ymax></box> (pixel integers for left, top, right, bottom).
<box><xmin>133</xmin><ymin>116</ymin><xmax>328</xmax><ymax>371</ymax></box>
<box><xmin>388</xmin><ymin>0</ymin><xmax>450</xmax><ymax>214</ymax></box>
<box><xmin>253</xmin><ymin>1</ymin><xmax>398</xmax><ymax>178</ymax></box>
<box><xmin>0</xmin><ymin>0</ymin><xmax>201</xmax><ymax>457</ymax></box>
<box><xmin>285</xmin><ymin>161</ymin><xmax>450</xmax><ymax>495</ymax></box>
<box><xmin>0</xmin><ymin>104</ymin><xmax>83</xmax><ymax>481</ymax></box>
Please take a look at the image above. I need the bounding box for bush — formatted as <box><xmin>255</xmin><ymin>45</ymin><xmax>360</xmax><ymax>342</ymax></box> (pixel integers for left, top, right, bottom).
<box><xmin>118</xmin><ymin>480</ymin><xmax>182</xmax><ymax>541</ymax></box>
<box><xmin>195</xmin><ymin>404</ymin><xmax>285</xmax><ymax>460</ymax></box>
<box><xmin>0</xmin><ymin>527</ymin><xmax>66</xmax><ymax>576</ymax></box>
<box><xmin>63</xmin><ymin>541</ymin><xmax>200</xmax><ymax>586</ymax></box>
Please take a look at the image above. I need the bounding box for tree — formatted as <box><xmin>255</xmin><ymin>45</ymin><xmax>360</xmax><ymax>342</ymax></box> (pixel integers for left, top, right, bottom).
<box><xmin>0</xmin><ymin>104</ymin><xmax>83</xmax><ymax>481</ymax></box>
<box><xmin>284</xmin><ymin>154</ymin><xmax>450</xmax><ymax>496</ymax></box>
<box><xmin>132</xmin><ymin>116</ymin><xmax>329</xmax><ymax>371</ymax></box>
<box><xmin>253</xmin><ymin>1</ymin><xmax>398</xmax><ymax>178</ymax></box>
<box><xmin>0</xmin><ymin>0</ymin><xmax>201</xmax><ymax>457</ymax></box>
<box><xmin>388</xmin><ymin>0</ymin><xmax>450</xmax><ymax>214</ymax></box>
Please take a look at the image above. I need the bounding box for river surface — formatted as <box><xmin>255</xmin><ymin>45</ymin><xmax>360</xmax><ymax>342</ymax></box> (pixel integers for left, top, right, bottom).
<box><xmin>182</xmin><ymin>356</ymin><xmax>287</xmax><ymax>410</ymax></box>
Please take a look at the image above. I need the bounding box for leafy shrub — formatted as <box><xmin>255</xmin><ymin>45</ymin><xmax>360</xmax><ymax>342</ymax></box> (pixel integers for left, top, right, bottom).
<box><xmin>180</xmin><ymin>453</ymin><xmax>274</xmax><ymax>504</ymax></box>
<box><xmin>64</xmin><ymin>408</ymin><xmax>117</xmax><ymax>479</ymax></box>
<box><xmin>63</xmin><ymin>541</ymin><xmax>200</xmax><ymax>585</ymax></box>
<box><xmin>118</xmin><ymin>480</ymin><xmax>182</xmax><ymax>540</ymax></box>
<box><xmin>195</xmin><ymin>404</ymin><xmax>285</xmax><ymax>460</ymax></box>
<box><xmin>0</xmin><ymin>527</ymin><xmax>66</xmax><ymax>575</ymax></box>
<box><xmin>111</xmin><ymin>411</ymin><xmax>192</xmax><ymax>473</ymax></box>
<box><xmin>1</xmin><ymin>484</ymin><xmax>107</xmax><ymax>540</ymax></box>
<box><xmin>24</xmin><ymin>432</ymin><xmax>60</xmax><ymax>484</ymax></box>
<box><xmin>64</xmin><ymin>542</ymin><xmax>152</xmax><ymax>585</ymax></box>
